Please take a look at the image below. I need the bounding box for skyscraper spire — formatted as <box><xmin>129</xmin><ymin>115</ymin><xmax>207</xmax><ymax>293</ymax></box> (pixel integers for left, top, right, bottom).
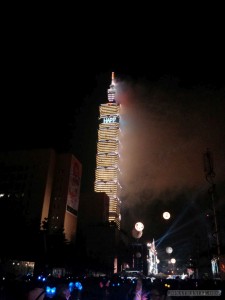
<box><xmin>111</xmin><ymin>71</ymin><xmax>115</xmax><ymax>84</ymax></box>
<box><xmin>108</xmin><ymin>71</ymin><xmax>116</xmax><ymax>103</ymax></box>
<box><xmin>152</xmin><ymin>238</ymin><xmax>156</xmax><ymax>251</ymax></box>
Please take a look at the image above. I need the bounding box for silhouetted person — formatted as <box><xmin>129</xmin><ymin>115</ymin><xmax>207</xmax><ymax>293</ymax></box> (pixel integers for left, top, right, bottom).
<box><xmin>126</xmin><ymin>277</ymin><xmax>149</xmax><ymax>300</ymax></box>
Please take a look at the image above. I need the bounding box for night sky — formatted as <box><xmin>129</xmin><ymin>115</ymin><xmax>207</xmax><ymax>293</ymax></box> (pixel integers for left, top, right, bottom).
<box><xmin>1</xmin><ymin>11</ymin><xmax>225</xmax><ymax>265</ymax></box>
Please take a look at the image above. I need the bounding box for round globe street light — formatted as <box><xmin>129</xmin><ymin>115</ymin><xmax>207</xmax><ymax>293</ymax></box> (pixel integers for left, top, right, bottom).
<box><xmin>170</xmin><ymin>258</ymin><xmax>176</xmax><ymax>264</ymax></box>
<box><xmin>166</xmin><ymin>247</ymin><xmax>173</xmax><ymax>254</ymax></box>
<box><xmin>163</xmin><ymin>212</ymin><xmax>171</xmax><ymax>220</ymax></box>
<box><xmin>135</xmin><ymin>222</ymin><xmax>144</xmax><ymax>232</ymax></box>
<box><xmin>171</xmin><ymin>258</ymin><xmax>176</xmax><ymax>273</ymax></box>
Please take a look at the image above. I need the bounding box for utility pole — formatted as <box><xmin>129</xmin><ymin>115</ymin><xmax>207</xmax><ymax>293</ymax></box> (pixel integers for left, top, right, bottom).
<box><xmin>203</xmin><ymin>148</ymin><xmax>221</xmax><ymax>279</ymax></box>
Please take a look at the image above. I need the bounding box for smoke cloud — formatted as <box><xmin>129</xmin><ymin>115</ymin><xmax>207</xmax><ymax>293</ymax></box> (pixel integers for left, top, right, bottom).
<box><xmin>116</xmin><ymin>77</ymin><xmax>225</xmax><ymax>219</ymax></box>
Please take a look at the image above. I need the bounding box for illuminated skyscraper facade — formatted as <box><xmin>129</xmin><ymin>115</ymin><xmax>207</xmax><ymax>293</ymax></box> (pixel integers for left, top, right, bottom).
<box><xmin>94</xmin><ymin>72</ymin><xmax>121</xmax><ymax>228</ymax></box>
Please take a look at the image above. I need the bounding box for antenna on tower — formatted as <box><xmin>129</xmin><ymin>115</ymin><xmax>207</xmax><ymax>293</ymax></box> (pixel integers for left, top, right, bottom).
<box><xmin>203</xmin><ymin>148</ymin><xmax>215</xmax><ymax>183</ymax></box>
<box><xmin>203</xmin><ymin>148</ymin><xmax>221</xmax><ymax>279</ymax></box>
<box><xmin>108</xmin><ymin>71</ymin><xmax>116</xmax><ymax>103</ymax></box>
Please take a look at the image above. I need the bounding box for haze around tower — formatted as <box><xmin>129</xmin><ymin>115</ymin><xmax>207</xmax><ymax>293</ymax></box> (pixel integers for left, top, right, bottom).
<box><xmin>114</xmin><ymin>76</ymin><xmax>225</xmax><ymax>237</ymax></box>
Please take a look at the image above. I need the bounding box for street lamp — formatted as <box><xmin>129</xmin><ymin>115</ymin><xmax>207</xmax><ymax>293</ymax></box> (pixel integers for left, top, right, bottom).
<box><xmin>166</xmin><ymin>247</ymin><xmax>173</xmax><ymax>274</ymax></box>
<box><xmin>171</xmin><ymin>258</ymin><xmax>176</xmax><ymax>274</ymax></box>
<box><xmin>166</xmin><ymin>247</ymin><xmax>173</xmax><ymax>254</ymax></box>
<box><xmin>171</xmin><ymin>258</ymin><xmax>176</xmax><ymax>264</ymax></box>
<box><xmin>135</xmin><ymin>222</ymin><xmax>144</xmax><ymax>232</ymax></box>
<box><xmin>163</xmin><ymin>212</ymin><xmax>171</xmax><ymax>220</ymax></box>
<box><xmin>132</xmin><ymin>222</ymin><xmax>144</xmax><ymax>271</ymax></box>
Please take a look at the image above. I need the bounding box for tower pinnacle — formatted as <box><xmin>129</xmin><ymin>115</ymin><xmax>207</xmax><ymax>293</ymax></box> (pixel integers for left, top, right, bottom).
<box><xmin>111</xmin><ymin>71</ymin><xmax>115</xmax><ymax>83</ymax></box>
<box><xmin>108</xmin><ymin>71</ymin><xmax>116</xmax><ymax>103</ymax></box>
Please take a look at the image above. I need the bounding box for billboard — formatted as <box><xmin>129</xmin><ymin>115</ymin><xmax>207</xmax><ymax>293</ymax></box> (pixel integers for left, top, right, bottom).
<box><xmin>66</xmin><ymin>157</ymin><xmax>82</xmax><ymax>215</ymax></box>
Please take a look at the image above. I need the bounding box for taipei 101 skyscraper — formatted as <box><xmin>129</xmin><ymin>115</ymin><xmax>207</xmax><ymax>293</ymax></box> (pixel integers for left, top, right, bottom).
<box><xmin>94</xmin><ymin>72</ymin><xmax>121</xmax><ymax>228</ymax></box>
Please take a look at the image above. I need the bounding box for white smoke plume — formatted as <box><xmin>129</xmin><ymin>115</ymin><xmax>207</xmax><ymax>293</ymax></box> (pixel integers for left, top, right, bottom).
<box><xmin>116</xmin><ymin>78</ymin><xmax>225</xmax><ymax>210</ymax></box>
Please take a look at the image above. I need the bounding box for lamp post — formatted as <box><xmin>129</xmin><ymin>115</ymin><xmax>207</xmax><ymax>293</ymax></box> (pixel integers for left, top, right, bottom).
<box><xmin>166</xmin><ymin>247</ymin><xmax>173</xmax><ymax>274</ymax></box>
<box><xmin>171</xmin><ymin>258</ymin><xmax>176</xmax><ymax>274</ymax></box>
<box><xmin>132</xmin><ymin>222</ymin><xmax>144</xmax><ymax>272</ymax></box>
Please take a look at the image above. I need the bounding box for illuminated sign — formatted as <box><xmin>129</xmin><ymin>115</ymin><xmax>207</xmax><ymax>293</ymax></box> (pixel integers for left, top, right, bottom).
<box><xmin>101</xmin><ymin>116</ymin><xmax>119</xmax><ymax>124</ymax></box>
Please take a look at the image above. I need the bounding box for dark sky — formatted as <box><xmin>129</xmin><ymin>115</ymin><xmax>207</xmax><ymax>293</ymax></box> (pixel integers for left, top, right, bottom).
<box><xmin>1</xmin><ymin>12</ymin><xmax>225</xmax><ymax>265</ymax></box>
